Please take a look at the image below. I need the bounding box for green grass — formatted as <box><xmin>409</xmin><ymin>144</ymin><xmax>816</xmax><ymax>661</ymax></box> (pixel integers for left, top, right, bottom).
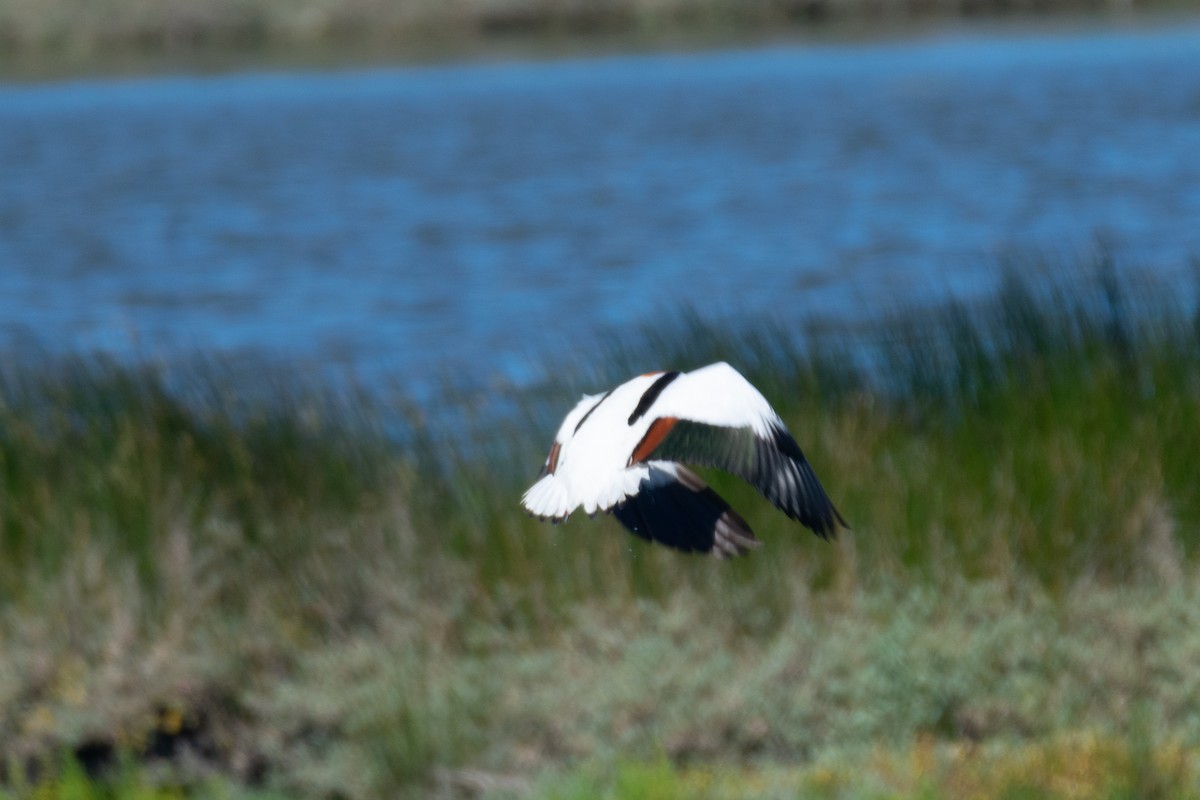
<box><xmin>2</xmin><ymin>257</ymin><xmax>1200</xmax><ymax>797</ymax></box>
<box><xmin>15</xmin><ymin>729</ymin><xmax>1200</xmax><ymax>800</ymax></box>
<box><xmin>528</xmin><ymin>732</ymin><xmax>1200</xmax><ymax>800</ymax></box>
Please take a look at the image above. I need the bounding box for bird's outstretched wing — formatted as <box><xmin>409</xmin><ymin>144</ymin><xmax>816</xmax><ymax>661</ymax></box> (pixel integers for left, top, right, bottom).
<box><xmin>612</xmin><ymin>464</ymin><xmax>760</xmax><ymax>558</ymax></box>
<box><xmin>628</xmin><ymin>363</ymin><xmax>846</xmax><ymax>539</ymax></box>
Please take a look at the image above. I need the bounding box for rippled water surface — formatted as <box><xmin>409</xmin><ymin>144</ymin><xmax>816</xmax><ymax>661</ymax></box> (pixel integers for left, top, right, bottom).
<box><xmin>2</xmin><ymin>24</ymin><xmax>1199</xmax><ymax>393</ymax></box>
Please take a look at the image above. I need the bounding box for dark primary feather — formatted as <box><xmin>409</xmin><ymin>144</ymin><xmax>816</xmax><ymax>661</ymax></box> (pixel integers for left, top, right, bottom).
<box><xmin>612</xmin><ymin>466</ymin><xmax>759</xmax><ymax>558</ymax></box>
<box><xmin>638</xmin><ymin>418</ymin><xmax>846</xmax><ymax>539</ymax></box>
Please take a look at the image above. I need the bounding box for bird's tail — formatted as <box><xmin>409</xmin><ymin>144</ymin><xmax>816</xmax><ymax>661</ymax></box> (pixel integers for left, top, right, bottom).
<box><xmin>521</xmin><ymin>474</ymin><xmax>573</xmax><ymax>521</ymax></box>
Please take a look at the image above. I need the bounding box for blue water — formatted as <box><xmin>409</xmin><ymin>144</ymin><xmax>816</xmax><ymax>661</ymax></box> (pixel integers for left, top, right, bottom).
<box><xmin>2</xmin><ymin>24</ymin><xmax>1199</xmax><ymax>396</ymax></box>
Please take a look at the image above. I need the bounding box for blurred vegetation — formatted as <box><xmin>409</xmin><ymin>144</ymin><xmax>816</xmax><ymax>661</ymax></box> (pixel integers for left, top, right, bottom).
<box><xmin>2</xmin><ymin>257</ymin><xmax>1200</xmax><ymax>797</ymax></box>
<box><xmin>1</xmin><ymin>0</ymin><xmax>1197</xmax><ymax>74</ymax></box>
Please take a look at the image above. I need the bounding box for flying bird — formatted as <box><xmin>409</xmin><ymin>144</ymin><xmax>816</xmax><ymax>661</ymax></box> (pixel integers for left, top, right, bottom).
<box><xmin>522</xmin><ymin>362</ymin><xmax>845</xmax><ymax>557</ymax></box>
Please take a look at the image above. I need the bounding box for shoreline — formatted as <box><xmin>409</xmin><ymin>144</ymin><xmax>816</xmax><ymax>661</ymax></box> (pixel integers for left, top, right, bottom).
<box><xmin>1</xmin><ymin>7</ymin><xmax>1195</xmax><ymax>81</ymax></box>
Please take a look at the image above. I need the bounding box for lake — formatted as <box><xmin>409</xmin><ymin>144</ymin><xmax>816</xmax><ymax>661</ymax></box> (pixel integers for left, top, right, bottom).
<box><xmin>2</xmin><ymin>22</ymin><xmax>1199</xmax><ymax>398</ymax></box>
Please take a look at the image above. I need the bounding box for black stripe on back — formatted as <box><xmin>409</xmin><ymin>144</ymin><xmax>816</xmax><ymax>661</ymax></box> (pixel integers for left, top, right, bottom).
<box><xmin>573</xmin><ymin>389</ymin><xmax>614</xmax><ymax>435</ymax></box>
<box><xmin>627</xmin><ymin>371</ymin><xmax>680</xmax><ymax>426</ymax></box>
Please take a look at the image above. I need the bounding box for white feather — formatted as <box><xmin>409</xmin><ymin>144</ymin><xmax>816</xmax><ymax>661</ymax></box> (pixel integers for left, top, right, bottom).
<box><xmin>651</xmin><ymin>362</ymin><xmax>779</xmax><ymax>437</ymax></box>
<box><xmin>523</xmin><ymin>363</ymin><xmax>778</xmax><ymax>519</ymax></box>
<box><xmin>522</xmin><ymin>362</ymin><xmax>843</xmax><ymax>550</ymax></box>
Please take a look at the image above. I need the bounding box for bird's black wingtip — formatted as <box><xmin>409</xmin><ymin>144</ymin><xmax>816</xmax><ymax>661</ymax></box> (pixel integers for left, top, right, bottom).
<box><xmin>804</xmin><ymin>503</ymin><xmax>849</xmax><ymax>541</ymax></box>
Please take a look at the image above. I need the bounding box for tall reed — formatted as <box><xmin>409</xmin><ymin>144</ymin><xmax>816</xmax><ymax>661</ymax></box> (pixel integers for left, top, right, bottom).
<box><xmin>3</xmin><ymin>257</ymin><xmax>1199</xmax><ymax>796</ymax></box>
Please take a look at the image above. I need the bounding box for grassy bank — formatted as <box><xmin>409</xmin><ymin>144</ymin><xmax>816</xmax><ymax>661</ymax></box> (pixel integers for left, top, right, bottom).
<box><xmin>2</xmin><ymin>258</ymin><xmax>1200</xmax><ymax>797</ymax></box>
<box><xmin>1</xmin><ymin>0</ymin><xmax>1196</xmax><ymax>76</ymax></box>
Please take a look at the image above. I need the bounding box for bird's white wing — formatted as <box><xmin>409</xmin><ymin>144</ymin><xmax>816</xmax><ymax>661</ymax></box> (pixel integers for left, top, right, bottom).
<box><xmin>647</xmin><ymin>362</ymin><xmax>779</xmax><ymax>434</ymax></box>
<box><xmin>523</xmin><ymin>389</ymin><xmax>620</xmax><ymax>519</ymax></box>
<box><xmin>555</xmin><ymin>391</ymin><xmax>608</xmax><ymax>444</ymax></box>
<box><xmin>630</xmin><ymin>362</ymin><xmax>846</xmax><ymax>539</ymax></box>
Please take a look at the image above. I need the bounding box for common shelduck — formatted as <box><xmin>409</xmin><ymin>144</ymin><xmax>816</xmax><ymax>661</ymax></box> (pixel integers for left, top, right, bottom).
<box><xmin>522</xmin><ymin>362</ymin><xmax>845</xmax><ymax>557</ymax></box>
